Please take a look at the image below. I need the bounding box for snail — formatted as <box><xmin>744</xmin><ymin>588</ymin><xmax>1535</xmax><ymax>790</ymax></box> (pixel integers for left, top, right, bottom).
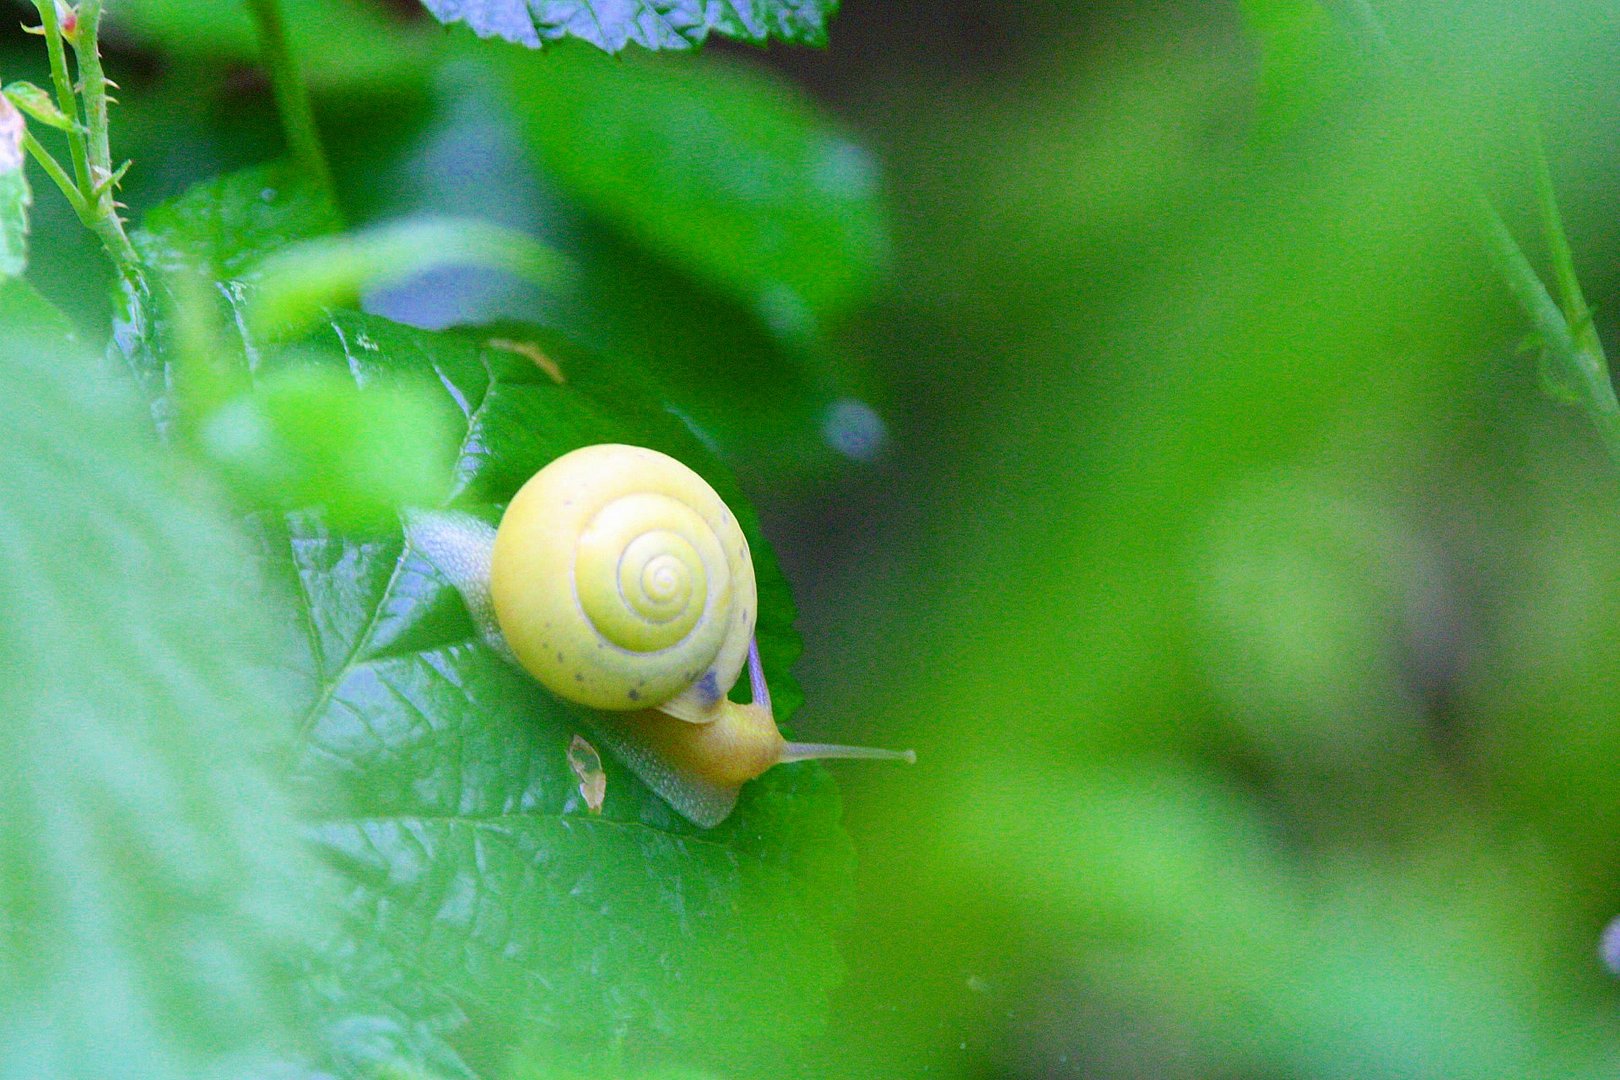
<box><xmin>405</xmin><ymin>443</ymin><xmax>913</xmax><ymax>827</ymax></box>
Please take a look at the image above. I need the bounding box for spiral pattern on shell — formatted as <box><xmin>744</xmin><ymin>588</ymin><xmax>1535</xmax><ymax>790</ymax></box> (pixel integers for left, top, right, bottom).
<box><xmin>489</xmin><ymin>444</ymin><xmax>757</xmax><ymax>714</ymax></box>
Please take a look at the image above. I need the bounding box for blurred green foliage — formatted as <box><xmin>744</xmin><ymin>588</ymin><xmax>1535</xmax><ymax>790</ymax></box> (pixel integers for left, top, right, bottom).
<box><xmin>197</xmin><ymin>364</ymin><xmax>456</xmax><ymax>529</ymax></box>
<box><xmin>5</xmin><ymin>0</ymin><xmax>1620</xmax><ymax>1079</ymax></box>
<box><xmin>0</xmin><ymin>276</ymin><xmax>321</xmax><ymax>1079</ymax></box>
<box><xmin>245</xmin><ymin>216</ymin><xmax>570</xmax><ymax>339</ymax></box>
<box><xmin>803</xmin><ymin>3</ymin><xmax>1620</xmax><ymax>1078</ymax></box>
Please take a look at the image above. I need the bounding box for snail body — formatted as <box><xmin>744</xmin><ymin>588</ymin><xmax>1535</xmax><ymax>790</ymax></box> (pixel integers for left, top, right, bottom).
<box><xmin>406</xmin><ymin>443</ymin><xmax>912</xmax><ymax>827</ymax></box>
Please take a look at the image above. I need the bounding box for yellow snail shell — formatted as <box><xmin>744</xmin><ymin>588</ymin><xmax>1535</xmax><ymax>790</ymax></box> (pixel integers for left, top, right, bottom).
<box><xmin>489</xmin><ymin>443</ymin><xmax>754</xmax><ymax>721</ymax></box>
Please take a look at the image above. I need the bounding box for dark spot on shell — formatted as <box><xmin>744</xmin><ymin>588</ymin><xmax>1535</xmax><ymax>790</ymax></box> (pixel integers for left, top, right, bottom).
<box><xmin>697</xmin><ymin>670</ymin><xmax>721</xmax><ymax>702</ymax></box>
<box><xmin>556</xmin><ymin>651</ymin><xmax>564</xmax><ymax>663</ymax></box>
<box><xmin>628</xmin><ymin>688</ymin><xmax>640</xmax><ymax>701</ymax></box>
<box><xmin>575</xmin><ymin>672</ymin><xmax>584</xmax><ymax>681</ymax></box>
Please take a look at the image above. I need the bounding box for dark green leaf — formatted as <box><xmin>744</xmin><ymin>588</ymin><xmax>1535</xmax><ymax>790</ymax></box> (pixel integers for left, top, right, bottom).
<box><xmin>363</xmin><ymin>71</ymin><xmax>885</xmax><ymax>487</ymax></box>
<box><xmin>421</xmin><ymin>0</ymin><xmax>837</xmax><ymax>53</ymax></box>
<box><xmin>125</xmin><ymin>166</ymin><xmax>856</xmax><ymax>1076</ymax></box>
<box><xmin>486</xmin><ymin>233</ymin><xmax>885</xmax><ymax>488</ymax></box>
<box><xmin>495</xmin><ymin>43</ymin><xmax>885</xmax><ymax>335</ymax></box>
<box><xmin>0</xmin><ymin>279</ymin><xmax>321</xmax><ymax>1079</ymax></box>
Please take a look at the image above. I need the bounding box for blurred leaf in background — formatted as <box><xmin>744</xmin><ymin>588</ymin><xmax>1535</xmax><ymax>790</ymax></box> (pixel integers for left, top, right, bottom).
<box><xmin>360</xmin><ymin>38</ymin><xmax>891</xmax><ymax>487</ymax></box>
<box><xmin>0</xmin><ymin>279</ymin><xmax>323</xmax><ymax>1080</ymax></box>
<box><xmin>795</xmin><ymin>2</ymin><xmax>1620</xmax><ymax>1077</ymax></box>
<box><xmin>415</xmin><ymin>0</ymin><xmax>838</xmax><ymax>53</ymax></box>
<box><xmin>495</xmin><ymin>41</ymin><xmax>886</xmax><ymax>340</ymax></box>
<box><xmin>1238</xmin><ymin>0</ymin><xmax>1350</xmax><ymax>138</ymax></box>
<box><xmin>110</xmin><ymin>0</ymin><xmax>436</xmax><ymax>91</ymax></box>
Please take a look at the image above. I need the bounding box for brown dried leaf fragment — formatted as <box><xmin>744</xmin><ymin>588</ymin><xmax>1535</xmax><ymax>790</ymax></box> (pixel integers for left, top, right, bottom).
<box><xmin>567</xmin><ymin>733</ymin><xmax>607</xmax><ymax>814</ymax></box>
<box><xmin>488</xmin><ymin>337</ymin><xmax>565</xmax><ymax>385</ymax></box>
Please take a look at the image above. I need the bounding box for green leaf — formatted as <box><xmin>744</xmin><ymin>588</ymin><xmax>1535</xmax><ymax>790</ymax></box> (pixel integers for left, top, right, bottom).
<box><xmin>361</xmin><ymin>70</ymin><xmax>888</xmax><ymax>486</ymax></box>
<box><xmin>247</xmin><ymin>217</ymin><xmax>571</xmax><ymax>340</ymax></box>
<box><xmin>0</xmin><ymin>93</ymin><xmax>30</xmax><ymax>279</ymax></box>
<box><xmin>198</xmin><ymin>365</ymin><xmax>459</xmax><ymax>530</ymax></box>
<box><xmin>2</xmin><ymin>81</ymin><xmax>77</xmax><ymax>133</ymax></box>
<box><xmin>421</xmin><ymin>0</ymin><xmax>838</xmax><ymax>53</ymax></box>
<box><xmin>116</xmin><ymin>161</ymin><xmax>339</xmax><ymax>433</ymax></box>
<box><xmin>299</xmin><ymin>923</ymin><xmax>478</xmax><ymax>1080</ymax></box>
<box><xmin>120</xmin><ymin>170</ymin><xmax>467</xmax><ymax>532</ymax></box>
<box><xmin>495</xmin><ymin>43</ymin><xmax>886</xmax><ymax>335</ymax></box>
<box><xmin>0</xmin><ymin>279</ymin><xmax>321</xmax><ymax>1079</ymax></box>
<box><xmin>367</xmin><ymin>65</ymin><xmax>894</xmax><ymax>488</ymax></box>
<box><xmin>0</xmin><ymin>274</ymin><xmax>72</xmax><ymax>336</ymax></box>
<box><xmin>483</xmin><ymin>236</ymin><xmax>886</xmax><ymax>488</ymax></box>
<box><xmin>131</xmin><ymin>160</ymin><xmax>340</xmax><ymax>282</ymax></box>
<box><xmin>124</xmin><ymin>166</ymin><xmax>856</xmax><ymax>1076</ymax></box>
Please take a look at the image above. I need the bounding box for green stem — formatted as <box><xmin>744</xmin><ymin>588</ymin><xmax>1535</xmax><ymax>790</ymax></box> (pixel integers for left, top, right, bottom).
<box><xmin>71</xmin><ymin>0</ymin><xmax>136</xmax><ymax>265</ymax></box>
<box><xmin>77</xmin><ymin>1</ymin><xmax>113</xmax><ymax>184</ymax></box>
<box><xmin>1530</xmin><ymin>120</ymin><xmax>1600</xmax><ymax>356</ymax></box>
<box><xmin>1473</xmin><ymin>189</ymin><xmax>1620</xmax><ymax>468</ymax></box>
<box><xmin>243</xmin><ymin>0</ymin><xmax>336</xmax><ymax>212</ymax></box>
<box><xmin>21</xmin><ymin>130</ymin><xmax>89</xmax><ymax>220</ymax></box>
<box><xmin>32</xmin><ymin>0</ymin><xmax>91</xmax><ymax>195</ymax></box>
<box><xmin>1337</xmin><ymin>3</ymin><xmax>1620</xmax><ymax>474</ymax></box>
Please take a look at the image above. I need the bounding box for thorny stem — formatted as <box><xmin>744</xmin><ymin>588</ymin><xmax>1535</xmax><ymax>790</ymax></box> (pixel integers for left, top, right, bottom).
<box><xmin>72</xmin><ymin>0</ymin><xmax>135</xmax><ymax>264</ymax></box>
<box><xmin>243</xmin><ymin>0</ymin><xmax>337</xmax><ymax>214</ymax></box>
<box><xmin>32</xmin><ymin>1</ymin><xmax>90</xmax><ymax>195</ymax></box>
<box><xmin>24</xmin><ymin>0</ymin><xmax>135</xmax><ymax>266</ymax></box>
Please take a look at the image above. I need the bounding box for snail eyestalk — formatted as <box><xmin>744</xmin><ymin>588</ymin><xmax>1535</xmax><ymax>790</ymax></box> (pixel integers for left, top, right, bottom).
<box><xmin>743</xmin><ymin>638</ymin><xmax>915</xmax><ymax>766</ymax></box>
<box><xmin>746</xmin><ymin>636</ymin><xmax>771</xmax><ymax>714</ymax></box>
<box><xmin>779</xmin><ymin>742</ymin><xmax>918</xmax><ymax>765</ymax></box>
